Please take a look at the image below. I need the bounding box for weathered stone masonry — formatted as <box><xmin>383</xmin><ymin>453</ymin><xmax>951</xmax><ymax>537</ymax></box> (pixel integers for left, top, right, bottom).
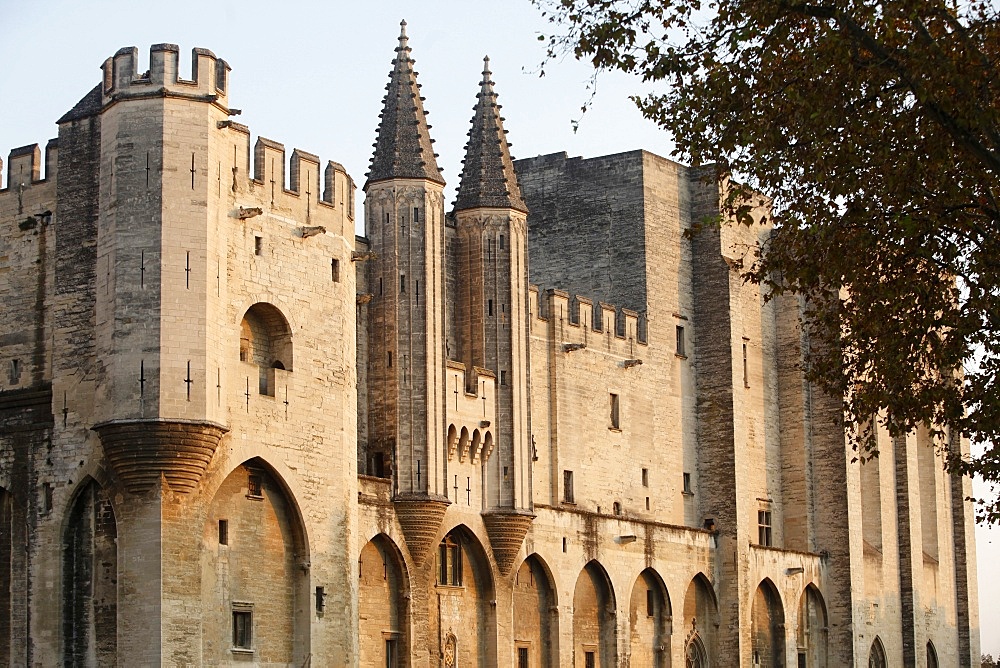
<box><xmin>0</xmin><ymin>24</ymin><xmax>981</xmax><ymax>668</ymax></box>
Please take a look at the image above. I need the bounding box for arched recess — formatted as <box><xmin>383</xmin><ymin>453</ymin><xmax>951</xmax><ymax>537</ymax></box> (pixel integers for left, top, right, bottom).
<box><xmin>447</xmin><ymin>424</ymin><xmax>459</xmax><ymax>459</ymax></box>
<box><xmin>868</xmin><ymin>636</ymin><xmax>887</xmax><ymax>668</ymax></box>
<box><xmin>751</xmin><ymin>579</ymin><xmax>785</xmax><ymax>668</ymax></box>
<box><xmin>573</xmin><ymin>560</ymin><xmax>617</xmax><ymax>668</ymax></box>
<box><xmin>459</xmin><ymin>427</ymin><xmax>470</xmax><ymax>462</ymax></box>
<box><xmin>470</xmin><ymin>429</ymin><xmax>482</xmax><ymax>463</ymax></box>
<box><xmin>200</xmin><ymin>458</ymin><xmax>309</xmax><ymax>665</ymax></box>
<box><xmin>0</xmin><ymin>488</ymin><xmax>11</xmax><ymax>664</ymax></box>
<box><xmin>62</xmin><ymin>478</ymin><xmax>117</xmax><ymax>667</ymax></box>
<box><xmin>239</xmin><ymin>302</ymin><xmax>293</xmax><ymax>396</ymax></box>
<box><xmin>513</xmin><ymin>554</ymin><xmax>559</xmax><ymax>668</ymax></box>
<box><xmin>926</xmin><ymin>640</ymin><xmax>938</xmax><ymax>668</ymax></box>
<box><xmin>796</xmin><ymin>585</ymin><xmax>827</xmax><ymax>667</ymax></box>
<box><xmin>433</xmin><ymin>525</ymin><xmax>496</xmax><ymax>667</ymax></box>
<box><xmin>359</xmin><ymin>534</ymin><xmax>409</xmax><ymax>668</ymax></box>
<box><xmin>629</xmin><ymin>568</ymin><xmax>672</xmax><ymax>667</ymax></box>
<box><xmin>682</xmin><ymin>574</ymin><xmax>718</xmax><ymax>666</ymax></box>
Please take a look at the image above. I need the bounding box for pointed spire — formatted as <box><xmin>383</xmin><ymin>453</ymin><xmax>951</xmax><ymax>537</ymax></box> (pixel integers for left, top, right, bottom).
<box><xmin>454</xmin><ymin>56</ymin><xmax>527</xmax><ymax>214</ymax></box>
<box><xmin>365</xmin><ymin>20</ymin><xmax>444</xmax><ymax>190</ymax></box>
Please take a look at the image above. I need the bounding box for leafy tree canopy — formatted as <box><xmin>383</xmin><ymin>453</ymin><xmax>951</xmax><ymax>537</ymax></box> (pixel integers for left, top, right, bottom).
<box><xmin>534</xmin><ymin>0</ymin><xmax>1000</xmax><ymax>522</ymax></box>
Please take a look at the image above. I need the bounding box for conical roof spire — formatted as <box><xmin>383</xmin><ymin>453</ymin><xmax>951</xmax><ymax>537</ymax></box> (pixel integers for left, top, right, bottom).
<box><xmin>365</xmin><ymin>20</ymin><xmax>444</xmax><ymax>189</ymax></box>
<box><xmin>454</xmin><ymin>56</ymin><xmax>527</xmax><ymax>213</ymax></box>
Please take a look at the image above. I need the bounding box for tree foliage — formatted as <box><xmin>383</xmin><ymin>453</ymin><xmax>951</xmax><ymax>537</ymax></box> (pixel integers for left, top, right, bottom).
<box><xmin>534</xmin><ymin>0</ymin><xmax>1000</xmax><ymax>522</ymax></box>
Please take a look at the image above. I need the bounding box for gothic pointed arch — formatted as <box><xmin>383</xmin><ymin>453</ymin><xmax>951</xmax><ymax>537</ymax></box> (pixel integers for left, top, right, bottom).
<box><xmin>513</xmin><ymin>554</ymin><xmax>559</xmax><ymax>667</ymax></box>
<box><xmin>61</xmin><ymin>477</ymin><xmax>117</xmax><ymax>667</ymax></box>
<box><xmin>682</xmin><ymin>573</ymin><xmax>718</xmax><ymax>665</ymax></box>
<box><xmin>200</xmin><ymin>458</ymin><xmax>309</xmax><ymax>665</ymax></box>
<box><xmin>685</xmin><ymin>634</ymin><xmax>708</xmax><ymax>668</ymax></box>
<box><xmin>926</xmin><ymin>640</ymin><xmax>938</xmax><ymax>668</ymax></box>
<box><xmin>868</xmin><ymin>636</ymin><xmax>887</xmax><ymax>668</ymax></box>
<box><xmin>359</xmin><ymin>533</ymin><xmax>409</xmax><ymax>667</ymax></box>
<box><xmin>751</xmin><ymin>578</ymin><xmax>785</xmax><ymax>668</ymax></box>
<box><xmin>433</xmin><ymin>525</ymin><xmax>496</xmax><ymax>667</ymax></box>
<box><xmin>796</xmin><ymin>584</ymin><xmax>828</xmax><ymax>667</ymax></box>
<box><xmin>629</xmin><ymin>567</ymin><xmax>672</xmax><ymax>667</ymax></box>
<box><xmin>573</xmin><ymin>560</ymin><xmax>617</xmax><ymax>667</ymax></box>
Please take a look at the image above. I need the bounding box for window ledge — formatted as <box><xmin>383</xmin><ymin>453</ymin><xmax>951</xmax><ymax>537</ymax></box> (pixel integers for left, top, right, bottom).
<box><xmin>675</xmin><ymin>353</ymin><xmax>688</xmax><ymax>360</ymax></box>
<box><xmin>435</xmin><ymin>584</ymin><xmax>465</xmax><ymax>591</ymax></box>
<box><xmin>245</xmin><ymin>494</ymin><xmax>264</xmax><ymax>501</ymax></box>
<box><xmin>608</xmin><ymin>427</ymin><xmax>622</xmax><ymax>433</ymax></box>
<box><xmin>682</xmin><ymin>490</ymin><xmax>695</xmax><ymax>497</ymax></box>
<box><xmin>561</xmin><ymin>500</ymin><xmax>576</xmax><ymax>506</ymax></box>
<box><xmin>230</xmin><ymin>648</ymin><xmax>254</xmax><ymax>655</ymax></box>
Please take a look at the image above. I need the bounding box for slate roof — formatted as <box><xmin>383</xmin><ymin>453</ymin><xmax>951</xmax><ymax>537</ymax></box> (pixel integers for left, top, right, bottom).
<box><xmin>57</xmin><ymin>84</ymin><xmax>103</xmax><ymax>124</ymax></box>
<box><xmin>453</xmin><ymin>56</ymin><xmax>527</xmax><ymax>214</ymax></box>
<box><xmin>364</xmin><ymin>20</ymin><xmax>444</xmax><ymax>189</ymax></box>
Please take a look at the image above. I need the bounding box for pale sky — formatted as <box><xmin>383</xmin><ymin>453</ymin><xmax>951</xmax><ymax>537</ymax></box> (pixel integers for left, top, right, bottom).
<box><xmin>1</xmin><ymin>0</ymin><xmax>995</xmax><ymax>656</ymax></box>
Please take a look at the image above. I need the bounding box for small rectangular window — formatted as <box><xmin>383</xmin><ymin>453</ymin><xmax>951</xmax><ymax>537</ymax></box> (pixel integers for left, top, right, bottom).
<box><xmin>413</xmin><ymin>207</ymin><xmax>420</xmax><ymax>223</ymax></box>
<box><xmin>645</xmin><ymin>496</ymin><xmax>650</xmax><ymax>510</ymax></box>
<box><xmin>500</xmin><ymin>234</ymin><xmax>505</xmax><ymax>251</ymax></box>
<box><xmin>42</xmin><ymin>482</ymin><xmax>53</xmax><ymax>514</ymax></box>
<box><xmin>641</xmin><ymin>468</ymin><xmax>649</xmax><ymax>487</ymax></box>
<box><xmin>219</xmin><ymin>519</ymin><xmax>229</xmax><ymax>545</ymax></box>
<box><xmin>585</xmin><ymin>651</ymin><xmax>596</xmax><ymax>668</ymax></box>
<box><xmin>232</xmin><ymin>607</ymin><xmax>253</xmax><ymax>650</ymax></box>
<box><xmin>388</xmin><ymin>351</ymin><xmax>393</xmax><ymax>368</ymax></box>
<box><xmin>9</xmin><ymin>359</ymin><xmax>21</xmax><ymax>385</ymax></box>
<box><xmin>563</xmin><ymin>470</ymin><xmax>575</xmax><ymax>503</ymax></box>
<box><xmin>488</xmin><ymin>299</ymin><xmax>494</xmax><ymax>316</ymax></box>
<box><xmin>610</xmin><ymin>393</ymin><xmax>620</xmax><ymax>429</ymax></box>
<box><xmin>415</xmin><ymin>279</ymin><xmax>420</xmax><ymax>304</ymax></box>
<box><xmin>683</xmin><ymin>472</ymin><xmax>692</xmax><ymax>494</ymax></box>
<box><xmin>646</xmin><ymin>588</ymin><xmax>655</xmax><ymax>617</ymax></box>
<box><xmin>331</xmin><ymin>258</ymin><xmax>340</xmax><ymax>282</ymax></box>
<box><xmin>247</xmin><ymin>473</ymin><xmax>263</xmax><ymax>499</ymax></box>
<box><xmin>562</xmin><ymin>537</ymin><xmax>567</xmax><ymax>552</ymax></box>
<box><xmin>379</xmin><ymin>277</ymin><xmax>383</xmax><ymax>296</ymax></box>
<box><xmin>386</xmin><ymin>638</ymin><xmax>398</xmax><ymax>668</ymax></box>
<box><xmin>438</xmin><ymin>537</ymin><xmax>463</xmax><ymax>586</ymax></box>
<box><xmin>400</xmin><ymin>274</ymin><xmax>406</xmax><ymax>293</ymax></box>
<box><xmin>254</xmin><ymin>235</ymin><xmax>263</xmax><ymax>256</ymax></box>
<box><xmin>500</xmin><ymin>370</ymin><xmax>507</xmax><ymax>386</ymax></box>
<box><xmin>518</xmin><ymin>646</ymin><xmax>529</xmax><ymax>668</ymax></box>
<box><xmin>676</xmin><ymin>325</ymin><xmax>686</xmax><ymax>356</ymax></box>
<box><xmin>758</xmin><ymin>509</ymin><xmax>772</xmax><ymax>547</ymax></box>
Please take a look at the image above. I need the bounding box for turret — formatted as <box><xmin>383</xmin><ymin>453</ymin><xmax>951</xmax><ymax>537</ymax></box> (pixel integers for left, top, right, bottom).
<box><xmin>453</xmin><ymin>57</ymin><xmax>533</xmax><ymax>574</ymax></box>
<box><xmin>363</xmin><ymin>21</ymin><xmax>450</xmax><ymax>565</ymax></box>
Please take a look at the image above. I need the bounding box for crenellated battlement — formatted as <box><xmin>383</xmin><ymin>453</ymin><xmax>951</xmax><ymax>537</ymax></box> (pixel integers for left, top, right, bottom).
<box><xmin>529</xmin><ymin>285</ymin><xmax>648</xmax><ymax>354</ymax></box>
<box><xmin>214</xmin><ymin>126</ymin><xmax>356</xmax><ymax>227</ymax></box>
<box><xmin>100</xmin><ymin>44</ymin><xmax>231</xmax><ymax>107</ymax></box>
<box><xmin>0</xmin><ymin>140</ymin><xmax>58</xmax><ymax>192</ymax></box>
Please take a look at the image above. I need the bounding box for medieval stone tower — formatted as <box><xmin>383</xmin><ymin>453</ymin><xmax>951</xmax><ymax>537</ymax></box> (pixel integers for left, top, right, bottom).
<box><xmin>0</xmin><ymin>22</ymin><xmax>982</xmax><ymax>668</ymax></box>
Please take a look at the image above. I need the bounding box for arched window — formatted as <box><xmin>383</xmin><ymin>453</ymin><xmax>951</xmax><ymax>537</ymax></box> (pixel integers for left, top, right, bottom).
<box><xmin>926</xmin><ymin>640</ymin><xmax>938</xmax><ymax>668</ymax></box>
<box><xmin>239</xmin><ymin>303</ymin><xmax>293</xmax><ymax>396</ymax></box>
<box><xmin>686</xmin><ymin>635</ymin><xmax>707</xmax><ymax>668</ymax></box>
<box><xmin>868</xmin><ymin>637</ymin><xmax>887</xmax><ymax>668</ymax></box>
